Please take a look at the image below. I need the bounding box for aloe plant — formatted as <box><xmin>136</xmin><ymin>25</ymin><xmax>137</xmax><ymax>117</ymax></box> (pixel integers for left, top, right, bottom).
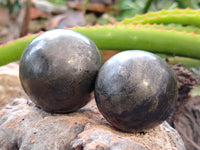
<box><xmin>1</xmin><ymin>8</ymin><xmax>200</xmax><ymax>68</ymax></box>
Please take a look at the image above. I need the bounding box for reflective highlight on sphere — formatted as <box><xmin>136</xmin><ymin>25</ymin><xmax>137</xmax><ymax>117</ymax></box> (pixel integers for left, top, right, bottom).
<box><xmin>20</xmin><ymin>29</ymin><xmax>103</xmax><ymax>113</ymax></box>
<box><xmin>94</xmin><ymin>50</ymin><xmax>178</xmax><ymax>132</ymax></box>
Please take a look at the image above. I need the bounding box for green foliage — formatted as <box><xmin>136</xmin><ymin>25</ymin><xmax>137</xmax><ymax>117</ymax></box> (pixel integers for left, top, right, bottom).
<box><xmin>114</xmin><ymin>0</ymin><xmax>146</xmax><ymax>21</ymax></box>
<box><xmin>174</xmin><ymin>0</ymin><xmax>198</xmax><ymax>9</ymax></box>
<box><xmin>0</xmin><ymin>0</ymin><xmax>22</xmax><ymax>14</ymax></box>
<box><xmin>114</xmin><ymin>0</ymin><xmax>200</xmax><ymax>21</ymax></box>
<box><xmin>46</xmin><ymin>0</ymin><xmax>66</xmax><ymax>6</ymax></box>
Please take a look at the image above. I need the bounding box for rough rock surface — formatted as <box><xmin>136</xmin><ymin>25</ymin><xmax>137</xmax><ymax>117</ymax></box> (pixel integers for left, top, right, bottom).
<box><xmin>0</xmin><ymin>63</ymin><xmax>27</xmax><ymax>109</ymax></box>
<box><xmin>174</xmin><ymin>96</ymin><xmax>200</xmax><ymax>150</ymax></box>
<box><xmin>0</xmin><ymin>98</ymin><xmax>185</xmax><ymax>150</ymax></box>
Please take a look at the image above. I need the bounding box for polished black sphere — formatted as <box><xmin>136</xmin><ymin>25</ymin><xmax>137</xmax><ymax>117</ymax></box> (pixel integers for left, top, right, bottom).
<box><xmin>95</xmin><ymin>50</ymin><xmax>178</xmax><ymax>132</ymax></box>
<box><xmin>20</xmin><ymin>29</ymin><xmax>102</xmax><ymax>113</ymax></box>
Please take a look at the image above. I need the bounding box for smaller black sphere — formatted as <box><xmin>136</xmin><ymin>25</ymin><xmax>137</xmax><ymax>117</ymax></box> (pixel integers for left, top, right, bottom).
<box><xmin>95</xmin><ymin>50</ymin><xmax>178</xmax><ymax>132</ymax></box>
<box><xmin>20</xmin><ymin>29</ymin><xmax>102</xmax><ymax>113</ymax></box>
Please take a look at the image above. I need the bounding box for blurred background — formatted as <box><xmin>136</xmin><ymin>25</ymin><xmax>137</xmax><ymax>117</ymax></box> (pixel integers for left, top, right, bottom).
<box><xmin>0</xmin><ymin>1</ymin><xmax>200</xmax><ymax>150</ymax></box>
<box><xmin>1</xmin><ymin>0</ymin><xmax>200</xmax><ymax>44</ymax></box>
<box><xmin>2</xmin><ymin>0</ymin><xmax>200</xmax><ymax>81</ymax></box>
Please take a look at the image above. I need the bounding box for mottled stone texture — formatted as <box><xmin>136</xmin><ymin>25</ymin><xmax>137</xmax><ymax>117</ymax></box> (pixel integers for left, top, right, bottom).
<box><xmin>0</xmin><ymin>98</ymin><xmax>185</xmax><ymax>150</ymax></box>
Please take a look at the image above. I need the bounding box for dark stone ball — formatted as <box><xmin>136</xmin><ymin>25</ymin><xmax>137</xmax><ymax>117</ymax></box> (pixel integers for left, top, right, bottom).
<box><xmin>20</xmin><ymin>29</ymin><xmax>103</xmax><ymax>113</ymax></box>
<box><xmin>94</xmin><ymin>50</ymin><xmax>178</xmax><ymax>132</ymax></box>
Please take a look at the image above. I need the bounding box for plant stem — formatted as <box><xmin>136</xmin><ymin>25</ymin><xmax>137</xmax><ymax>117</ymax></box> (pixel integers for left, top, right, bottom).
<box><xmin>20</xmin><ymin>0</ymin><xmax>31</xmax><ymax>37</ymax></box>
<box><xmin>83</xmin><ymin>0</ymin><xmax>89</xmax><ymax>14</ymax></box>
<box><xmin>72</xmin><ymin>25</ymin><xmax>200</xmax><ymax>59</ymax></box>
<box><xmin>141</xmin><ymin>0</ymin><xmax>154</xmax><ymax>14</ymax></box>
<box><xmin>0</xmin><ymin>34</ymin><xmax>38</xmax><ymax>66</ymax></box>
<box><xmin>120</xmin><ymin>9</ymin><xmax>200</xmax><ymax>27</ymax></box>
